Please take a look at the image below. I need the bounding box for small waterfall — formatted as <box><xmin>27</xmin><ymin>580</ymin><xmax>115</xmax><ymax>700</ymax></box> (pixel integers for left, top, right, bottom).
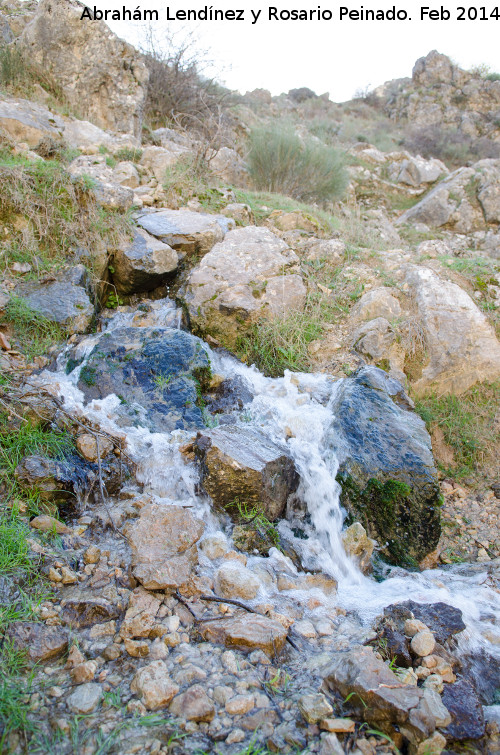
<box><xmin>32</xmin><ymin>307</ymin><xmax>500</xmax><ymax>664</ymax></box>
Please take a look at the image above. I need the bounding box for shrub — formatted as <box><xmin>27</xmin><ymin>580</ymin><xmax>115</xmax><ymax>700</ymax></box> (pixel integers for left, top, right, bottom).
<box><xmin>247</xmin><ymin>125</ymin><xmax>347</xmax><ymax>203</ymax></box>
<box><xmin>0</xmin><ymin>44</ymin><xmax>62</xmax><ymax>101</ymax></box>
<box><xmin>404</xmin><ymin>125</ymin><xmax>500</xmax><ymax>167</ymax></box>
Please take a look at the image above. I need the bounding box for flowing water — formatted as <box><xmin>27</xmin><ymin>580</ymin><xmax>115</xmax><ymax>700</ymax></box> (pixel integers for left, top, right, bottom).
<box><xmin>33</xmin><ymin>299</ymin><xmax>500</xmax><ymax>670</ymax></box>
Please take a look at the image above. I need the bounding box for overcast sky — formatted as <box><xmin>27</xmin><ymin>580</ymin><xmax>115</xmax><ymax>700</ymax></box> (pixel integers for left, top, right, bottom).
<box><xmin>92</xmin><ymin>0</ymin><xmax>500</xmax><ymax>102</ymax></box>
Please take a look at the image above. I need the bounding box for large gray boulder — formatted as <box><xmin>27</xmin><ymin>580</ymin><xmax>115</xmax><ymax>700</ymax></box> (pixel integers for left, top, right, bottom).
<box><xmin>181</xmin><ymin>226</ymin><xmax>306</xmax><ymax>349</ymax></box>
<box><xmin>17</xmin><ymin>0</ymin><xmax>148</xmax><ymax>139</ymax></box>
<box><xmin>70</xmin><ymin>327</ymin><xmax>211</xmax><ymax>433</ymax></box>
<box><xmin>68</xmin><ymin>156</ymin><xmax>134</xmax><ymax>211</ymax></box>
<box><xmin>14</xmin><ymin>267</ymin><xmax>94</xmax><ymax>334</ymax></box>
<box><xmin>396</xmin><ymin>160</ymin><xmax>500</xmax><ymax>232</ymax></box>
<box><xmin>0</xmin><ymin>97</ymin><xmax>64</xmax><ymax>147</ymax></box>
<box><xmin>405</xmin><ymin>265</ymin><xmax>500</xmax><ymax>395</ymax></box>
<box><xmin>136</xmin><ymin>209</ymin><xmax>227</xmax><ymax>257</ymax></box>
<box><xmin>327</xmin><ymin>366</ymin><xmax>441</xmax><ymax>565</ymax></box>
<box><xmin>112</xmin><ymin>229</ymin><xmax>178</xmax><ymax>295</ymax></box>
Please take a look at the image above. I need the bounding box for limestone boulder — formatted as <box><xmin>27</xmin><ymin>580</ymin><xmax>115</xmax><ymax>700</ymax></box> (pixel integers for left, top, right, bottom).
<box><xmin>18</xmin><ymin>0</ymin><xmax>148</xmax><ymax>138</ymax></box>
<box><xmin>396</xmin><ymin>160</ymin><xmax>500</xmax><ymax>233</ymax></box>
<box><xmin>120</xmin><ymin>587</ymin><xmax>161</xmax><ymax>639</ymax></box>
<box><xmin>388</xmin><ymin>154</ymin><xmax>448</xmax><ymax>187</ymax></box>
<box><xmin>14</xmin><ymin>271</ymin><xmax>94</xmax><ymax>334</ymax></box>
<box><xmin>214</xmin><ymin>563</ymin><xmax>261</xmax><ymax>600</ymax></box>
<box><xmin>0</xmin><ymin>97</ymin><xmax>64</xmax><ymax>147</ymax></box>
<box><xmin>68</xmin><ymin>156</ymin><xmax>134</xmax><ymax>211</ymax></box>
<box><xmin>139</xmin><ymin>144</ymin><xmax>188</xmax><ymax>182</ymax></box>
<box><xmin>199</xmin><ymin>612</ymin><xmax>288</xmax><ymax>655</ymax></box>
<box><xmin>210</xmin><ymin>147</ymin><xmax>249</xmax><ymax>187</ymax></box>
<box><xmin>112</xmin><ymin>228</ymin><xmax>178</xmax><ymax>295</ymax></box>
<box><xmin>182</xmin><ymin>226</ymin><xmax>306</xmax><ymax>348</ymax></box>
<box><xmin>113</xmin><ymin>161</ymin><xmax>140</xmax><ymax>189</ymax></box>
<box><xmin>352</xmin><ymin>287</ymin><xmax>402</xmax><ymax>323</ymax></box>
<box><xmin>194</xmin><ymin>424</ymin><xmax>299</xmax><ymax>521</ymax></box>
<box><xmin>126</xmin><ymin>504</ymin><xmax>204</xmax><ymax>590</ymax></box>
<box><xmin>61</xmin><ymin>119</ymin><xmax>113</xmax><ymax>149</ymax></box>
<box><xmin>71</xmin><ymin>327</ymin><xmax>211</xmax><ymax>433</ymax></box>
<box><xmin>327</xmin><ymin>366</ymin><xmax>441</xmax><ymax>565</ymax></box>
<box><xmin>341</xmin><ymin>522</ymin><xmax>376</xmax><ymax>573</ymax></box>
<box><xmin>136</xmin><ymin>209</ymin><xmax>226</xmax><ymax>257</ymax></box>
<box><xmin>404</xmin><ymin>265</ymin><xmax>500</xmax><ymax>394</ymax></box>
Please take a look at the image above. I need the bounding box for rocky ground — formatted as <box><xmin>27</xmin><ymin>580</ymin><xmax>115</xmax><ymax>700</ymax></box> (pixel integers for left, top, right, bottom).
<box><xmin>0</xmin><ymin>2</ymin><xmax>500</xmax><ymax>753</ymax></box>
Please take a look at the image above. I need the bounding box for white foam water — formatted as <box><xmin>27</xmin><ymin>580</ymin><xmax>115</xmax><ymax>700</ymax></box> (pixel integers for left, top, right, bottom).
<box><xmin>32</xmin><ymin>305</ymin><xmax>500</xmax><ymax>664</ymax></box>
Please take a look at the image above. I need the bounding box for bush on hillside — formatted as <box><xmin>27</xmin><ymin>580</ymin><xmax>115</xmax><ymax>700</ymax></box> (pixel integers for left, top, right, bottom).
<box><xmin>404</xmin><ymin>125</ymin><xmax>500</xmax><ymax>167</ymax></box>
<box><xmin>248</xmin><ymin>125</ymin><xmax>348</xmax><ymax>203</ymax></box>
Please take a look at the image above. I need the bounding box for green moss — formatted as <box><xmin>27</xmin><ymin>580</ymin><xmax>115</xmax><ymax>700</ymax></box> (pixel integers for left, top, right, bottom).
<box><xmin>79</xmin><ymin>365</ymin><xmax>97</xmax><ymax>386</ymax></box>
<box><xmin>338</xmin><ymin>474</ymin><xmax>423</xmax><ymax>566</ymax></box>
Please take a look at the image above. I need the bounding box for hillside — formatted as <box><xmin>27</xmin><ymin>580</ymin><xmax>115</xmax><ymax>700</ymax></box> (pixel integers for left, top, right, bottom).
<box><xmin>0</xmin><ymin>1</ymin><xmax>499</xmax><ymax>753</ymax></box>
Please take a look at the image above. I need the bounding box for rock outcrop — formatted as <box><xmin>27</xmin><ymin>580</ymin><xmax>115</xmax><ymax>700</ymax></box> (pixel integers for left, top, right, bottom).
<box><xmin>17</xmin><ymin>0</ymin><xmax>148</xmax><ymax>139</ymax></box>
<box><xmin>397</xmin><ymin>159</ymin><xmax>500</xmax><ymax>232</ymax></box>
<box><xmin>137</xmin><ymin>209</ymin><xmax>227</xmax><ymax>257</ymax></box>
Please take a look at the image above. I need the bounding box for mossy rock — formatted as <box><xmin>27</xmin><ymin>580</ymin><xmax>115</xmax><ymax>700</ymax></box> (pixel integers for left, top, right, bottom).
<box><xmin>327</xmin><ymin>366</ymin><xmax>441</xmax><ymax>565</ymax></box>
<box><xmin>68</xmin><ymin>327</ymin><xmax>211</xmax><ymax>433</ymax></box>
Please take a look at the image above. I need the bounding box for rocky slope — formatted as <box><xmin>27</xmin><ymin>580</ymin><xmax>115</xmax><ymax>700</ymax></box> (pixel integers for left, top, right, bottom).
<box><xmin>0</xmin><ymin>5</ymin><xmax>499</xmax><ymax>755</ymax></box>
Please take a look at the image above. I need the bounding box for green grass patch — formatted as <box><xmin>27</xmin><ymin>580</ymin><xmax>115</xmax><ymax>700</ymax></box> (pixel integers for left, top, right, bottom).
<box><xmin>1</xmin><ymin>297</ymin><xmax>66</xmax><ymax>360</ymax></box>
<box><xmin>416</xmin><ymin>381</ymin><xmax>500</xmax><ymax>480</ymax></box>
<box><xmin>233</xmin><ymin>188</ymin><xmax>338</xmax><ymax>233</ymax></box>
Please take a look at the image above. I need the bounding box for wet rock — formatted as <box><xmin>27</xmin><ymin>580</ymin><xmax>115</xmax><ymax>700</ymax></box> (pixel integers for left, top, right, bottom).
<box><xmin>198</xmin><ymin>533</ymin><xmax>229</xmax><ymax>560</ymax></box>
<box><xmin>379</xmin><ymin>626</ymin><xmax>412</xmax><ymax>668</ymax></box>
<box><xmin>441</xmin><ymin>679</ymin><xmax>485</xmax><ymax>740</ymax></box>
<box><xmin>204</xmin><ymin>375</ymin><xmax>253</xmax><ymax>415</ymax></box>
<box><xmin>404</xmin><ymin>265</ymin><xmax>500</xmax><ymax>396</ymax></box>
<box><xmin>112</xmin><ymin>229</ymin><xmax>178</xmax><ymax>295</ymax></box>
<box><xmin>199</xmin><ymin>612</ymin><xmax>288</xmax><ymax>655</ymax></box>
<box><xmin>66</xmin><ymin>683</ymin><xmax>103</xmax><ymax>714</ymax></box>
<box><xmin>29</xmin><ymin>515</ymin><xmax>72</xmax><ymax>534</ymax></box>
<box><xmin>415</xmin><ymin>731</ymin><xmax>447</xmax><ymax>755</ymax></box>
<box><xmin>298</xmin><ymin>693</ymin><xmax>334</xmax><ymax>723</ymax></box>
<box><xmin>61</xmin><ymin>598</ymin><xmax>119</xmax><ymax>628</ymax></box>
<box><xmin>194</xmin><ymin>425</ymin><xmax>299</xmax><ymax>521</ymax></box>
<box><xmin>120</xmin><ymin>587</ymin><xmax>161</xmax><ymax>639</ymax></box>
<box><xmin>5</xmin><ymin>622</ymin><xmax>68</xmax><ymax>664</ymax></box>
<box><xmin>328</xmin><ymin>366</ymin><xmax>441</xmax><ymax>565</ymax></box>
<box><xmin>323</xmin><ymin>646</ymin><xmax>436</xmax><ymax>744</ymax></box>
<box><xmin>421</xmin><ymin>689</ymin><xmax>451</xmax><ymax>728</ymax></box>
<box><xmin>13</xmin><ymin>275</ymin><xmax>94</xmax><ymax>335</ymax></box>
<box><xmin>225</xmin><ymin>694</ymin><xmax>255</xmax><ymax>715</ymax></box>
<box><xmin>169</xmin><ymin>685</ymin><xmax>215</xmax><ymax>722</ymax></box>
<box><xmin>341</xmin><ymin>522</ymin><xmax>376</xmax><ymax>573</ymax></box>
<box><xmin>398</xmin><ymin>601</ymin><xmax>466</xmax><ymax>645</ymax></box>
<box><xmin>73</xmin><ymin>327</ymin><xmax>211</xmax><ymax>433</ymax></box>
<box><xmin>126</xmin><ymin>504</ymin><xmax>204</xmax><ymax>590</ymax></box>
<box><xmin>18</xmin><ymin>0</ymin><xmax>148</xmax><ymax>138</ymax></box>
<box><xmin>76</xmin><ymin>434</ymin><xmax>113</xmax><ymax>463</ymax></box>
<box><xmin>182</xmin><ymin>226</ymin><xmax>306</xmax><ymax>349</ymax></box>
<box><xmin>131</xmin><ymin>660</ymin><xmax>180</xmax><ymax>710</ymax></box>
<box><xmin>137</xmin><ymin>209</ymin><xmax>225</xmax><ymax>257</ymax></box>
<box><xmin>15</xmin><ymin>454</ymin><xmax>89</xmax><ymax>501</ymax></box>
<box><xmin>215</xmin><ymin>562</ymin><xmax>261</xmax><ymax>600</ymax></box>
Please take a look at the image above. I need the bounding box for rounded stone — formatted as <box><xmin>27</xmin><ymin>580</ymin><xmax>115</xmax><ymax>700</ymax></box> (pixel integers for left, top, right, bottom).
<box><xmin>411</xmin><ymin>630</ymin><xmax>435</xmax><ymax>657</ymax></box>
<box><xmin>66</xmin><ymin>683</ymin><xmax>103</xmax><ymax>714</ymax></box>
<box><xmin>214</xmin><ymin>563</ymin><xmax>261</xmax><ymax>600</ymax></box>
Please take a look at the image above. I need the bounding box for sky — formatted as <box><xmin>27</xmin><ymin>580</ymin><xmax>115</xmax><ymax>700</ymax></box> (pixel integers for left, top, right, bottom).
<box><xmin>90</xmin><ymin>0</ymin><xmax>500</xmax><ymax>102</ymax></box>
